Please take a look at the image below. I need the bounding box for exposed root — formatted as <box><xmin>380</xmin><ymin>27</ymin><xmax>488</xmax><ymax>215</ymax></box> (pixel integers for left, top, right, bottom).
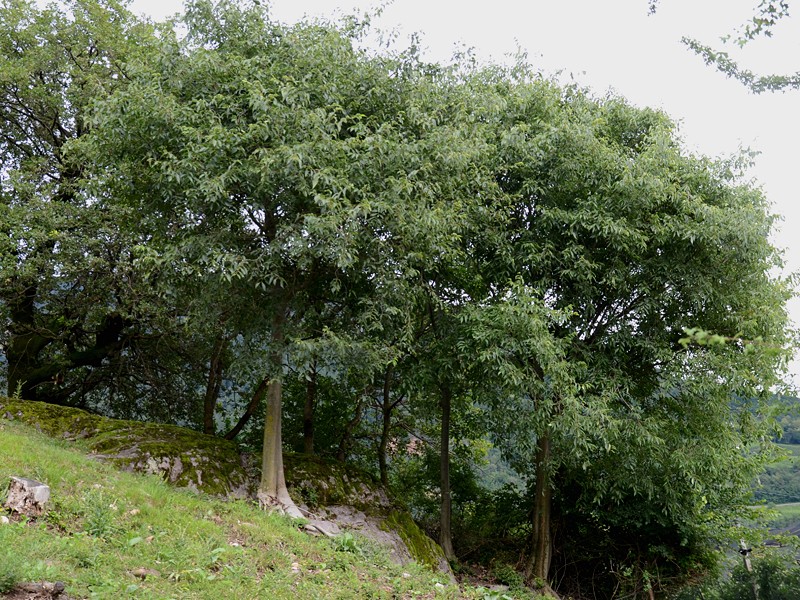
<box><xmin>256</xmin><ymin>490</ymin><xmax>304</xmax><ymax>519</ymax></box>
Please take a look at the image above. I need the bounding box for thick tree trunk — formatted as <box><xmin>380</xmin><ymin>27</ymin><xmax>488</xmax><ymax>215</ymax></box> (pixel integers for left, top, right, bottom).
<box><xmin>202</xmin><ymin>336</ymin><xmax>226</xmax><ymax>435</ymax></box>
<box><xmin>303</xmin><ymin>365</ymin><xmax>316</xmax><ymax>455</ymax></box>
<box><xmin>439</xmin><ymin>385</ymin><xmax>456</xmax><ymax>561</ymax></box>
<box><xmin>257</xmin><ymin>315</ymin><xmax>302</xmax><ymax>518</ymax></box>
<box><xmin>6</xmin><ymin>294</ymin><xmax>127</xmax><ymax>404</ymax></box>
<box><xmin>525</xmin><ymin>432</ymin><xmax>557</xmax><ymax>596</ymax></box>
<box><xmin>378</xmin><ymin>366</ymin><xmax>393</xmax><ymax>487</ymax></box>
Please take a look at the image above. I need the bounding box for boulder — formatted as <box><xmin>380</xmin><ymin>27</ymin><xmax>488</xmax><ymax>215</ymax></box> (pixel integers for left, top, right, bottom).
<box><xmin>5</xmin><ymin>476</ymin><xmax>50</xmax><ymax>517</ymax></box>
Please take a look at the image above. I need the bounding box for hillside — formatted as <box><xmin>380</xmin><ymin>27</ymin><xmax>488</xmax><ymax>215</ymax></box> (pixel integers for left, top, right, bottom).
<box><xmin>0</xmin><ymin>414</ymin><xmax>513</xmax><ymax>599</ymax></box>
<box><xmin>756</xmin><ymin>443</ymin><xmax>800</xmax><ymax>504</ymax></box>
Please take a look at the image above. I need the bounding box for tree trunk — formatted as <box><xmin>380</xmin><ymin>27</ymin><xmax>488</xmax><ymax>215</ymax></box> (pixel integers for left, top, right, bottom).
<box><xmin>525</xmin><ymin>431</ymin><xmax>557</xmax><ymax>596</ymax></box>
<box><xmin>303</xmin><ymin>364</ymin><xmax>316</xmax><ymax>454</ymax></box>
<box><xmin>6</xmin><ymin>283</ymin><xmax>43</xmax><ymax>400</ymax></box>
<box><xmin>6</xmin><ymin>296</ymin><xmax>127</xmax><ymax>404</ymax></box>
<box><xmin>202</xmin><ymin>336</ymin><xmax>226</xmax><ymax>435</ymax></box>
<box><xmin>257</xmin><ymin>314</ymin><xmax>302</xmax><ymax>518</ymax></box>
<box><xmin>223</xmin><ymin>377</ymin><xmax>268</xmax><ymax>440</ymax></box>
<box><xmin>336</xmin><ymin>394</ymin><xmax>365</xmax><ymax>462</ymax></box>
<box><xmin>439</xmin><ymin>385</ymin><xmax>456</xmax><ymax>561</ymax></box>
<box><xmin>378</xmin><ymin>366</ymin><xmax>393</xmax><ymax>487</ymax></box>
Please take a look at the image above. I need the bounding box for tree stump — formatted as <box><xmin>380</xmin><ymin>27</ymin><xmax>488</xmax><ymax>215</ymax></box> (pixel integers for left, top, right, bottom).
<box><xmin>5</xmin><ymin>476</ymin><xmax>50</xmax><ymax>517</ymax></box>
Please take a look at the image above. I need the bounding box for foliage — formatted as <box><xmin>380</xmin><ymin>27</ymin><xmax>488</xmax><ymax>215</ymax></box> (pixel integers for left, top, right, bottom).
<box><xmin>755</xmin><ymin>445</ymin><xmax>800</xmax><ymax>503</ymax></box>
<box><xmin>491</xmin><ymin>562</ymin><xmax>526</xmax><ymax>590</ymax></box>
<box><xmin>0</xmin><ymin>0</ymin><xmax>228</xmax><ymax>426</ymax></box>
<box><xmin>0</xmin><ymin>0</ymin><xmax>794</xmax><ymax>596</ymax></box>
<box><xmin>652</xmin><ymin>0</ymin><xmax>800</xmax><ymax>92</ymax></box>
<box><xmin>332</xmin><ymin>532</ymin><xmax>363</xmax><ymax>555</ymax></box>
<box><xmin>673</xmin><ymin>547</ymin><xmax>800</xmax><ymax>600</ymax></box>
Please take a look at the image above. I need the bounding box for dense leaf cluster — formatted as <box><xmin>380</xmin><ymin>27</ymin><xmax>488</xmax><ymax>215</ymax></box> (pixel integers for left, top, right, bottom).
<box><xmin>0</xmin><ymin>0</ymin><xmax>794</xmax><ymax>597</ymax></box>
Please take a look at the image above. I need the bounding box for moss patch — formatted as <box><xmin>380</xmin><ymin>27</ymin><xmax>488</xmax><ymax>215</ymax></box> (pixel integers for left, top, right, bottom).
<box><xmin>0</xmin><ymin>399</ymin><xmax>252</xmax><ymax>498</ymax></box>
<box><xmin>282</xmin><ymin>453</ymin><xmax>392</xmax><ymax>514</ymax></box>
<box><xmin>382</xmin><ymin>510</ymin><xmax>450</xmax><ymax>574</ymax></box>
<box><xmin>0</xmin><ymin>399</ymin><xmax>105</xmax><ymax>440</ymax></box>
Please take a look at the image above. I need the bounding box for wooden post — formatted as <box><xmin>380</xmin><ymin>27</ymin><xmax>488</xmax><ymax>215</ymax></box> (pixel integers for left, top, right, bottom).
<box><xmin>739</xmin><ymin>540</ymin><xmax>759</xmax><ymax>600</ymax></box>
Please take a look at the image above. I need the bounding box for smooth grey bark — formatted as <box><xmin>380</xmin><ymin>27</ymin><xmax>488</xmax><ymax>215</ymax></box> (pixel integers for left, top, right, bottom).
<box><xmin>257</xmin><ymin>313</ymin><xmax>302</xmax><ymax>518</ymax></box>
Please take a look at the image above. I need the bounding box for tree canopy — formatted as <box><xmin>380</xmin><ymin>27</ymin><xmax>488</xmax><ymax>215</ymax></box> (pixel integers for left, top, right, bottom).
<box><xmin>0</xmin><ymin>0</ymin><xmax>794</xmax><ymax>596</ymax></box>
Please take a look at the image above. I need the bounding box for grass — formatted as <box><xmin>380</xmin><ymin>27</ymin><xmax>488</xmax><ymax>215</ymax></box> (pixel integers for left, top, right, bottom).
<box><xmin>755</xmin><ymin>443</ymin><xmax>800</xmax><ymax>504</ymax></box>
<box><xmin>767</xmin><ymin>502</ymin><xmax>800</xmax><ymax>530</ymax></box>
<box><xmin>776</xmin><ymin>443</ymin><xmax>800</xmax><ymax>458</ymax></box>
<box><xmin>0</xmin><ymin>418</ymin><xmax>518</xmax><ymax>599</ymax></box>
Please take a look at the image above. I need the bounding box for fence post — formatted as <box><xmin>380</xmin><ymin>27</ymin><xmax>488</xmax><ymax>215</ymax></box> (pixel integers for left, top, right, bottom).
<box><xmin>739</xmin><ymin>540</ymin><xmax>759</xmax><ymax>600</ymax></box>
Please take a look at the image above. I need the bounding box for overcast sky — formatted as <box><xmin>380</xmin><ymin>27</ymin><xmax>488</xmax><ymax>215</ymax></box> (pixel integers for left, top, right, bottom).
<box><xmin>132</xmin><ymin>0</ymin><xmax>800</xmax><ymax>380</ymax></box>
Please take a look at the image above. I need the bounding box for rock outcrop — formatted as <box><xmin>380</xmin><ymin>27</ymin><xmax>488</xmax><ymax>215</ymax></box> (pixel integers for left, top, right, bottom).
<box><xmin>0</xmin><ymin>398</ymin><xmax>450</xmax><ymax>575</ymax></box>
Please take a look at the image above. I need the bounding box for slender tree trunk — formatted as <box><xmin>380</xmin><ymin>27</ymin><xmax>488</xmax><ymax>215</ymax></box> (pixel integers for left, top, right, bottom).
<box><xmin>202</xmin><ymin>336</ymin><xmax>226</xmax><ymax>435</ymax></box>
<box><xmin>7</xmin><ymin>336</ymin><xmax>41</xmax><ymax>401</ymax></box>
<box><xmin>378</xmin><ymin>366</ymin><xmax>393</xmax><ymax>487</ymax></box>
<box><xmin>525</xmin><ymin>431</ymin><xmax>558</xmax><ymax>597</ymax></box>
<box><xmin>303</xmin><ymin>364</ymin><xmax>316</xmax><ymax>455</ymax></box>
<box><xmin>439</xmin><ymin>384</ymin><xmax>456</xmax><ymax>561</ymax></box>
<box><xmin>223</xmin><ymin>377</ymin><xmax>268</xmax><ymax>440</ymax></box>
<box><xmin>336</xmin><ymin>394</ymin><xmax>365</xmax><ymax>462</ymax></box>
<box><xmin>7</xmin><ymin>283</ymin><xmax>42</xmax><ymax>400</ymax></box>
<box><xmin>257</xmin><ymin>313</ymin><xmax>302</xmax><ymax>518</ymax></box>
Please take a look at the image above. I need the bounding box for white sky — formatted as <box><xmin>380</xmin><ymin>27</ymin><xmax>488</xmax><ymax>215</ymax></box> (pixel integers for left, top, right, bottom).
<box><xmin>132</xmin><ymin>0</ymin><xmax>800</xmax><ymax>380</ymax></box>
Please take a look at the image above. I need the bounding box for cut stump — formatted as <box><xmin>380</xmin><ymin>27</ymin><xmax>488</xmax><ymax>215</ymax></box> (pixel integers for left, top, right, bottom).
<box><xmin>5</xmin><ymin>476</ymin><xmax>50</xmax><ymax>517</ymax></box>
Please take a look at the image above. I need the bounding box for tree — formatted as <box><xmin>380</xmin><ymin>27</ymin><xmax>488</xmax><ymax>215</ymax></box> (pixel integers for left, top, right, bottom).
<box><xmin>653</xmin><ymin>0</ymin><xmax>800</xmax><ymax>92</ymax></box>
<box><xmin>462</xmin><ymin>68</ymin><xmax>792</xmax><ymax>594</ymax></box>
<box><xmin>0</xmin><ymin>0</ymin><xmax>197</xmax><ymax>413</ymax></box>
<box><xmin>46</xmin><ymin>2</ymin><xmax>792</xmax><ymax>596</ymax></box>
<box><xmin>82</xmin><ymin>0</ymin><xmax>492</xmax><ymax>515</ymax></box>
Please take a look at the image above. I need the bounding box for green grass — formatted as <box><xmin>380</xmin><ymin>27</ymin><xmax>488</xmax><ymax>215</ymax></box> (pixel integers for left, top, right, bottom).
<box><xmin>767</xmin><ymin>502</ymin><xmax>800</xmax><ymax>529</ymax></box>
<box><xmin>0</xmin><ymin>418</ymin><xmax>510</xmax><ymax>599</ymax></box>
<box><xmin>776</xmin><ymin>443</ymin><xmax>800</xmax><ymax>457</ymax></box>
<box><xmin>755</xmin><ymin>443</ymin><xmax>800</xmax><ymax>504</ymax></box>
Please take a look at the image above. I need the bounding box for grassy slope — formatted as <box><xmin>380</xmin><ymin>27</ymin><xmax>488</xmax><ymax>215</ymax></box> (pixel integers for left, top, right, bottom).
<box><xmin>755</xmin><ymin>443</ymin><xmax>800</xmax><ymax>505</ymax></box>
<box><xmin>0</xmin><ymin>418</ymin><xmax>496</xmax><ymax>600</ymax></box>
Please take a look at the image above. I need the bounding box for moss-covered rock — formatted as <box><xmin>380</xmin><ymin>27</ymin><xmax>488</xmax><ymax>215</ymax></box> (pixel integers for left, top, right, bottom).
<box><xmin>0</xmin><ymin>398</ymin><xmax>452</xmax><ymax>576</ymax></box>
<box><xmin>282</xmin><ymin>453</ymin><xmax>392</xmax><ymax>514</ymax></box>
<box><xmin>280</xmin><ymin>454</ymin><xmax>451</xmax><ymax>575</ymax></box>
<box><xmin>0</xmin><ymin>399</ymin><xmax>252</xmax><ymax>498</ymax></box>
<box><xmin>0</xmin><ymin>399</ymin><xmax>105</xmax><ymax>440</ymax></box>
<box><xmin>382</xmin><ymin>510</ymin><xmax>452</xmax><ymax>575</ymax></box>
